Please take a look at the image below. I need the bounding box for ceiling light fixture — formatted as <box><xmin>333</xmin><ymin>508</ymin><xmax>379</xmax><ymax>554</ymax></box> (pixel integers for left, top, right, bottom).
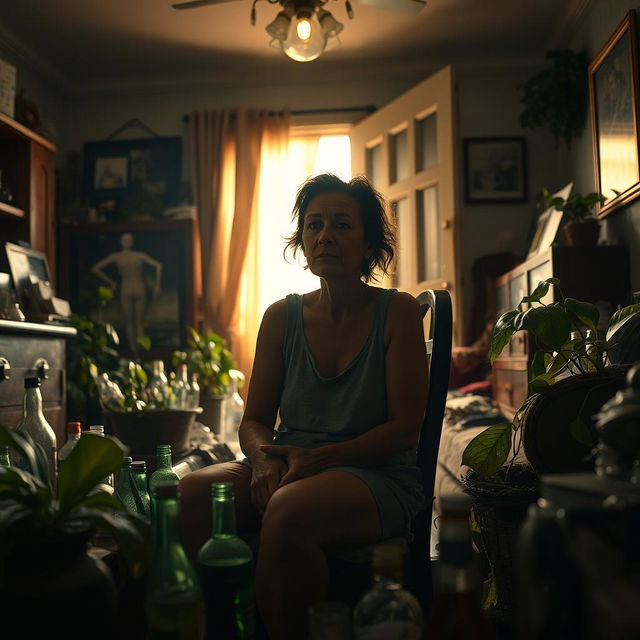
<box><xmin>265</xmin><ymin>1</ymin><xmax>347</xmax><ymax>63</ymax></box>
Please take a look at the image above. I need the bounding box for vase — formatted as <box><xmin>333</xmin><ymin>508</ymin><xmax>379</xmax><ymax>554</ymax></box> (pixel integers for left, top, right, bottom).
<box><xmin>200</xmin><ymin>394</ymin><xmax>225</xmax><ymax>435</ymax></box>
<box><xmin>1</xmin><ymin>523</ymin><xmax>118</xmax><ymax>639</ymax></box>
<box><xmin>562</xmin><ymin>220</ymin><xmax>600</xmax><ymax>246</ymax></box>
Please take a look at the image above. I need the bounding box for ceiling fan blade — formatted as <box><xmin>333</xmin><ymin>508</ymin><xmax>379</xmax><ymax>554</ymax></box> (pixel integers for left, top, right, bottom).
<box><xmin>357</xmin><ymin>0</ymin><xmax>426</xmax><ymax>14</ymax></box>
<box><xmin>172</xmin><ymin>0</ymin><xmax>242</xmax><ymax>10</ymax></box>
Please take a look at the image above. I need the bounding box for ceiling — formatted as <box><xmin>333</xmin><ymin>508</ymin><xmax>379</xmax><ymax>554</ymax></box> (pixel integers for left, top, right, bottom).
<box><xmin>0</xmin><ymin>0</ymin><xmax>590</xmax><ymax>92</ymax></box>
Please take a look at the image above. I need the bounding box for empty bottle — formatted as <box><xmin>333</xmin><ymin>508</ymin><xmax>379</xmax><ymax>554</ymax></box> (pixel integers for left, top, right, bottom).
<box><xmin>197</xmin><ymin>482</ymin><xmax>256</xmax><ymax>639</ymax></box>
<box><xmin>426</xmin><ymin>495</ymin><xmax>493</xmax><ymax>638</ymax></box>
<box><xmin>146</xmin><ymin>480</ymin><xmax>204</xmax><ymax>639</ymax></box>
<box><xmin>172</xmin><ymin>364</ymin><xmax>189</xmax><ymax>409</ymax></box>
<box><xmin>149</xmin><ymin>360</ymin><xmax>170</xmax><ymax>407</ymax></box>
<box><xmin>353</xmin><ymin>543</ymin><xmax>423</xmax><ymax>639</ymax></box>
<box><xmin>115</xmin><ymin>457</ymin><xmax>144</xmax><ymax>514</ymax></box>
<box><xmin>223</xmin><ymin>371</ymin><xmax>245</xmax><ymax>442</ymax></box>
<box><xmin>87</xmin><ymin>424</ymin><xmax>114</xmax><ymax>493</ymax></box>
<box><xmin>14</xmin><ymin>377</ymin><xmax>57</xmax><ymax>485</ymax></box>
<box><xmin>131</xmin><ymin>460</ymin><xmax>151</xmax><ymax>519</ymax></box>
<box><xmin>187</xmin><ymin>372</ymin><xmax>200</xmax><ymax>410</ymax></box>
<box><xmin>0</xmin><ymin>446</ymin><xmax>10</xmax><ymax>467</ymax></box>
<box><xmin>58</xmin><ymin>421</ymin><xmax>82</xmax><ymax>468</ymax></box>
<box><xmin>149</xmin><ymin>444</ymin><xmax>179</xmax><ymax>523</ymax></box>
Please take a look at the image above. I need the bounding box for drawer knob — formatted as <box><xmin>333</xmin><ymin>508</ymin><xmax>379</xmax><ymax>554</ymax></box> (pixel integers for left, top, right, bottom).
<box><xmin>0</xmin><ymin>357</ymin><xmax>10</xmax><ymax>382</ymax></box>
<box><xmin>33</xmin><ymin>358</ymin><xmax>50</xmax><ymax>380</ymax></box>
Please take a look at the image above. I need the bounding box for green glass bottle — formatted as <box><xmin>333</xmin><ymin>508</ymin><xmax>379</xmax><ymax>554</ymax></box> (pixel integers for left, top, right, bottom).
<box><xmin>115</xmin><ymin>456</ymin><xmax>143</xmax><ymax>514</ymax></box>
<box><xmin>0</xmin><ymin>445</ymin><xmax>10</xmax><ymax>467</ymax></box>
<box><xmin>149</xmin><ymin>444</ymin><xmax>179</xmax><ymax>523</ymax></box>
<box><xmin>146</xmin><ymin>480</ymin><xmax>204</xmax><ymax>639</ymax></box>
<box><xmin>131</xmin><ymin>460</ymin><xmax>151</xmax><ymax>519</ymax></box>
<box><xmin>197</xmin><ymin>482</ymin><xmax>256</xmax><ymax>640</ymax></box>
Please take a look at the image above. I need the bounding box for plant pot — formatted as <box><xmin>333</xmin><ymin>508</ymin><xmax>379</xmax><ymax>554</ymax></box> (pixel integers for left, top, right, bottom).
<box><xmin>562</xmin><ymin>220</ymin><xmax>600</xmax><ymax>246</ymax></box>
<box><xmin>105</xmin><ymin>408</ymin><xmax>202</xmax><ymax>457</ymax></box>
<box><xmin>1</xmin><ymin>523</ymin><xmax>117</xmax><ymax>639</ymax></box>
<box><xmin>200</xmin><ymin>394</ymin><xmax>225</xmax><ymax>435</ymax></box>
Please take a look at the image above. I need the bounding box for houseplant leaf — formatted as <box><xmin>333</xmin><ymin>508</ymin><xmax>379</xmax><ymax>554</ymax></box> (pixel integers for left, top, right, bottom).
<box><xmin>521</xmin><ymin>277</ymin><xmax>559</xmax><ymax>303</ymax></box>
<box><xmin>0</xmin><ymin>427</ymin><xmax>51</xmax><ymax>488</ymax></box>
<box><xmin>462</xmin><ymin>422</ymin><xmax>513</xmax><ymax>478</ymax></box>
<box><xmin>565</xmin><ymin>298</ymin><xmax>599</xmax><ymax>332</ymax></box>
<box><xmin>607</xmin><ymin>303</ymin><xmax>640</xmax><ymax>341</ymax></box>
<box><xmin>520</xmin><ymin>305</ymin><xmax>571</xmax><ymax>350</ymax></box>
<box><xmin>57</xmin><ymin>434</ymin><xmax>125</xmax><ymax>515</ymax></box>
<box><xmin>489</xmin><ymin>310</ymin><xmax>518</xmax><ymax>364</ymax></box>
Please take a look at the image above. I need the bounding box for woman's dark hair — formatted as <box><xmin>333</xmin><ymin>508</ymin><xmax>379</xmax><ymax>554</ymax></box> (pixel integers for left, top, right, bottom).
<box><xmin>283</xmin><ymin>173</ymin><xmax>396</xmax><ymax>282</ymax></box>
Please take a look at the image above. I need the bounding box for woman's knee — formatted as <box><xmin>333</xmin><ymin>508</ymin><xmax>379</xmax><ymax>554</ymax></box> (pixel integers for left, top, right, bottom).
<box><xmin>261</xmin><ymin>485</ymin><xmax>319</xmax><ymax>545</ymax></box>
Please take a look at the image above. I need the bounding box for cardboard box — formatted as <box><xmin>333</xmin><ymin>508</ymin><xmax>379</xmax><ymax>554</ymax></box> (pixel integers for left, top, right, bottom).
<box><xmin>0</xmin><ymin>59</ymin><xmax>16</xmax><ymax>118</ymax></box>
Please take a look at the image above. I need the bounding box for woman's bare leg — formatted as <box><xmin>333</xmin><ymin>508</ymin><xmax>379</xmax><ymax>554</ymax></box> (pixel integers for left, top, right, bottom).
<box><xmin>179</xmin><ymin>461</ymin><xmax>260</xmax><ymax>558</ymax></box>
<box><xmin>256</xmin><ymin>470</ymin><xmax>382</xmax><ymax>640</ymax></box>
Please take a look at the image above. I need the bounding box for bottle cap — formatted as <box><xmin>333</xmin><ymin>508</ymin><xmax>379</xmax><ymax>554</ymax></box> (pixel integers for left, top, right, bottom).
<box><xmin>156</xmin><ymin>444</ymin><xmax>172</xmax><ymax>454</ymax></box>
<box><xmin>122</xmin><ymin>456</ymin><xmax>133</xmax><ymax>465</ymax></box>
<box><xmin>24</xmin><ymin>377</ymin><xmax>40</xmax><ymax>388</ymax></box>
<box><xmin>131</xmin><ymin>460</ymin><xmax>146</xmax><ymax>472</ymax></box>
<box><xmin>153</xmin><ymin>480</ymin><xmax>179</xmax><ymax>498</ymax></box>
<box><xmin>66</xmin><ymin>422</ymin><xmax>81</xmax><ymax>434</ymax></box>
<box><xmin>89</xmin><ymin>425</ymin><xmax>105</xmax><ymax>433</ymax></box>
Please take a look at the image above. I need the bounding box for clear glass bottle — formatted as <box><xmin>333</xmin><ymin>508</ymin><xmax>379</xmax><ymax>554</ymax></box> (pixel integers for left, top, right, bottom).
<box><xmin>131</xmin><ymin>460</ymin><xmax>151</xmax><ymax>519</ymax></box>
<box><xmin>197</xmin><ymin>482</ymin><xmax>256</xmax><ymax>640</ymax></box>
<box><xmin>115</xmin><ymin>456</ymin><xmax>143</xmax><ymax>514</ymax></box>
<box><xmin>87</xmin><ymin>424</ymin><xmax>114</xmax><ymax>493</ymax></box>
<box><xmin>58</xmin><ymin>421</ymin><xmax>82</xmax><ymax>468</ymax></box>
<box><xmin>0</xmin><ymin>445</ymin><xmax>10</xmax><ymax>467</ymax></box>
<box><xmin>172</xmin><ymin>364</ymin><xmax>189</xmax><ymax>410</ymax></box>
<box><xmin>187</xmin><ymin>372</ymin><xmax>201</xmax><ymax>410</ymax></box>
<box><xmin>223</xmin><ymin>373</ymin><xmax>244</xmax><ymax>443</ymax></box>
<box><xmin>146</xmin><ymin>480</ymin><xmax>204</xmax><ymax>639</ymax></box>
<box><xmin>149</xmin><ymin>444</ymin><xmax>179</xmax><ymax>523</ymax></box>
<box><xmin>14</xmin><ymin>377</ymin><xmax>57</xmax><ymax>485</ymax></box>
<box><xmin>426</xmin><ymin>495</ymin><xmax>493</xmax><ymax>639</ymax></box>
<box><xmin>96</xmin><ymin>373</ymin><xmax>125</xmax><ymax>411</ymax></box>
<box><xmin>149</xmin><ymin>360</ymin><xmax>169</xmax><ymax>407</ymax></box>
<box><xmin>352</xmin><ymin>544</ymin><xmax>423</xmax><ymax>639</ymax></box>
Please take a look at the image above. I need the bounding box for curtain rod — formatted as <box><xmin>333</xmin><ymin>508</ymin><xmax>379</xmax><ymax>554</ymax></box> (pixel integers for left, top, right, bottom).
<box><xmin>182</xmin><ymin>105</ymin><xmax>376</xmax><ymax>122</ymax></box>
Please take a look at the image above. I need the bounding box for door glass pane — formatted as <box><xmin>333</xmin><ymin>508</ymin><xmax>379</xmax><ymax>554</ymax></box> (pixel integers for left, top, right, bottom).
<box><xmin>509</xmin><ymin>274</ymin><xmax>526</xmax><ymax>308</ymax></box>
<box><xmin>528</xmin><ymin>261</ymin><xmax>553</xmax><ymax>306</ymax></box>
<box><xmin>416</xmin><ymin>185</ymin><xmax>439</xmax><ymax>282</ymax></box>
<box><xmin>389</xmin><ymin>129</ymin><xmax>408</xmax><ymax>184</ymax></box>
<box><xmin>366</xmin><ymin>143</ymin><xmax>383</xmax><ymax>187</ymax></box>
<box><xmin>415</xmin><ymin>112</ymin><xmax>437</xmax><ymax>171</ymax></box>
<box><xmin>496</xmin><ymin>283</ymin><xmax>507</xmax><ymax>318</ymax></box>
<box><xmin>391</xmin><ymin>198</ymin><xmax>409</xmax><ymax>286</ymax></box>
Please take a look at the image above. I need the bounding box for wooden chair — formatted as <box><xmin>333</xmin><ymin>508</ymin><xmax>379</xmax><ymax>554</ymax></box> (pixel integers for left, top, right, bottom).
<box><xmin>328</xmin><ymin>289</ymin><xmax>453</xmax><ymax>612</ymax></box>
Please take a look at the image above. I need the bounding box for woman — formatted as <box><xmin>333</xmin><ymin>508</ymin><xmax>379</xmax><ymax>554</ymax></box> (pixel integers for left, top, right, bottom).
<box><xmin>180</xmin><ymin>173</ymin><xmax>428</xmax><ymax>639</ymax></box>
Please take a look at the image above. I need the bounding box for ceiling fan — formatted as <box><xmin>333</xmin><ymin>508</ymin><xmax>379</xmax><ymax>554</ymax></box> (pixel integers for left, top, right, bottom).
<box><xmin>171</xmin><ymin>0</ymin><xmax>427</xmax><ymax>62</ymax></box>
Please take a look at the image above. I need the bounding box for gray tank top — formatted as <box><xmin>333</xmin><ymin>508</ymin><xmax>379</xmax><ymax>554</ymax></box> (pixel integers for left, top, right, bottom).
<box><xmin>275</xmin><ymin>288</ymin><xmax>412</xmax><ymax>468</ymax></box>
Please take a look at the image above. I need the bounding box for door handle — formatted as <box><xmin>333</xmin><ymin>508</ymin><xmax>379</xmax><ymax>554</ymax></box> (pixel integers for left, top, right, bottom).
<box><xmin>33</xmin><ymin>358</ymin><xmax>50</xmax><ymax>380</ymax></box>
<box><xmin>0</xmin><ymin>357</ymin><xmax>10</xmax><ymax>382</ymax></box>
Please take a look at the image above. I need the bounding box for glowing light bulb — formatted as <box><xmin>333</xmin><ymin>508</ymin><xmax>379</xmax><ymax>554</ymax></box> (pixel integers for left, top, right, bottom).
<box><xmin>296</xmin><ymin>17</ymin><xmax>312</xmax><ymax>41</ymax></box>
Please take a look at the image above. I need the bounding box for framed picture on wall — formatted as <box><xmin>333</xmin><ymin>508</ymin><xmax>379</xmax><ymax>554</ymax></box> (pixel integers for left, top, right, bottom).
<box><xmin>57</xmin><ymin>219</ymin><xmax>200</xmax><ymax>358</ymax></box>
<box><xmin>463</xmin><ymin>136</ymin><xmax>528</xmax><ymax>204</ymax></box>
<box><xmin>589</xmin><ymin>10</ymin><xmax>640</xmax><ymax>218</ymax></box>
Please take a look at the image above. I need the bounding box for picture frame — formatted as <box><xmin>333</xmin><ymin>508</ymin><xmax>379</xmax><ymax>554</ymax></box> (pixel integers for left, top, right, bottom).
<box><xmin>4</xmin><ymin>242</ymin><xmax>52</xmax><ymax>316</ymax></box>
<box><xmin>589</xmin><ymin>10</ymin><xmax>640</xmax><ymax>218</ymax></box>
<box><xmin>526</xmin><ymin>182</ymin><xmax>573</xmax><ymax>259</ymax></box>
<box><xmin>82</xmin><ymin>136</ymin><xmax>182</xmax><ymax>217</ymax></box>
<box><xmin>57</xmin><ymin>219</ymin><xmax>201</xmax><ymax>359</ymax></box>
<box><xmin>463</xmin><ymin>136</ymin><xmax>528</xmax><ymax>204</ymax></box>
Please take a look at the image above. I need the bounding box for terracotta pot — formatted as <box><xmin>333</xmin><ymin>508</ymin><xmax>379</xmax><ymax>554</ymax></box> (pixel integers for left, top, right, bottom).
<box><xmin>105</xmin><ymin>408</ymin><xmax>202</xmax><ymax>457</ymax></box>
<box><xmin>1</xmin><ymin>523</ymin><xmax>117</xmax><ymax>639</ymax></box>
<box><xmin>562</xmin><ymin>220</ymin><xmax>600</xmax><ymax>246</ymax></box>
<box><xmin>199</xmin><ymin>394</ymin><xmax>225</xmax><ymax>435</ymax></box>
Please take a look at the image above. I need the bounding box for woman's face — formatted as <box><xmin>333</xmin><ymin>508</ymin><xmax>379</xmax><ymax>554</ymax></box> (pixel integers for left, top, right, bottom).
<box><xmin>301</xmin><ymin>192</ymin><xmax>370</xmax><ymax>280</ymax></box>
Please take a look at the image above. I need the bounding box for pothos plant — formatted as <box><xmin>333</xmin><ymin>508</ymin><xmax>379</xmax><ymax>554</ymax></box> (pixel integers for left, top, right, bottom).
<box><xmin>462</xmin><ymin>277</ymin><xmax>640</xmax><ymax>478</ymax></box>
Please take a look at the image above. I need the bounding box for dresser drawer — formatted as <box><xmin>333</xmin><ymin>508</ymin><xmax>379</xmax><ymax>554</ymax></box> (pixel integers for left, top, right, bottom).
<box><xmin>493</xmin><ymin>364</ymin><xmax>528</xmax><ymax>418</ymax></box>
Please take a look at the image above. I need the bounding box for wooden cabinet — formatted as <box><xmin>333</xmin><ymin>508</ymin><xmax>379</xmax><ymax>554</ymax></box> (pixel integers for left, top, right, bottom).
<box><xmin>493</xmin><ymin>246</ymin><xmax>630</xmax><ymax>418</ymax></box>
<box><xmin>0</xmin><ymin>112</ymin><xmax>56</xmax><ymax>283</ymax></box>
<box><xmin>0</xmin><ymin>320</ymin><xmax>76</xmax><ymax>444</ymax></box>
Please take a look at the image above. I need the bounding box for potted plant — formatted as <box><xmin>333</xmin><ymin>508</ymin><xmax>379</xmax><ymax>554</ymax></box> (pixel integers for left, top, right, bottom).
<box><xmin>519</xmin><ymin>49</ymin><xmax>589</xmax><ymax>148</ymax></box>
<box><xmin>543</xmin><ymin>188</ymin><xmax>606</xmax><ymax>247</ymax></box>
<box><xmin>172</xmin><ymin>327</ymin><xmax>236</xmax><ymax>434</ymax></box>
<box><xmin>0</xmin><ymin>427</ymin><xmax>148</xmax><ymax>636</ymax></box>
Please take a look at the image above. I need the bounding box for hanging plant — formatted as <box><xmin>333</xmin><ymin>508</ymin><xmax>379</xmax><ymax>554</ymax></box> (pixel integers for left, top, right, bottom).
<box><xmin>519</xmin><ymin>49</ymin><xmax>589</xmax><ymax>148</ymax></box>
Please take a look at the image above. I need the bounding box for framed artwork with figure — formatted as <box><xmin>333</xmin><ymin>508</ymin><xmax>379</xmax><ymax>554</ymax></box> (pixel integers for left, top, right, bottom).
<box><xmin>463</xmin><ymin>137</ymin><xmax>528</xmax><ymax>204</ymax></box>
<box><xmin>57</xmin><ymin>219</ymin><xmax>201</xmax><ymax>358</ymax></box>
<box><xmin>589</xmin><ymin>10</ymin><xmax>640</xmax><ymax>218</ymax></box>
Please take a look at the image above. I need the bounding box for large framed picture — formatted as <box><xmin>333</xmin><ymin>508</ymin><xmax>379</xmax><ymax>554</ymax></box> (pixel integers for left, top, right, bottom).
<box><xmin>57</xmin><ymin>219</ymin><xmax>201</xmax><ymax>358</ymax></box>
<box><xmin>463</xmin><ymin>136</ymin><xmax>528</xmax><ymax>204</ymax></box>
<box><xmin>83</xmin><ymin>136</ymin><xmax>182</xmax><ymax>218</ymax></box>
<box><xmin>589</xmin><ymin>10</ymin><xmax>640</xmax><ymax>218</ymax></box>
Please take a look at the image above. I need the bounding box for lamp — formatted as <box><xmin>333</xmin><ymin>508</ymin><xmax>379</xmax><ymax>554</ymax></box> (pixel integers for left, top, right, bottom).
<box><xmin>265</xmin><ymin>0</ymin><xmax>345</xmax><ymax>63</ymax></box>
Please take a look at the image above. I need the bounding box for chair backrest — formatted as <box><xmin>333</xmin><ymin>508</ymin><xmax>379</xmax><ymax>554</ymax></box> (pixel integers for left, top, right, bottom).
<box><xmin>406</xmin><ymin>289</ymin><xmax>452</xmax><ymax>605</ymax></box>
<box><xmin>415</xmin><ymin>289</ymin><xmax>453</xmax><ymax>506</ymax></box>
